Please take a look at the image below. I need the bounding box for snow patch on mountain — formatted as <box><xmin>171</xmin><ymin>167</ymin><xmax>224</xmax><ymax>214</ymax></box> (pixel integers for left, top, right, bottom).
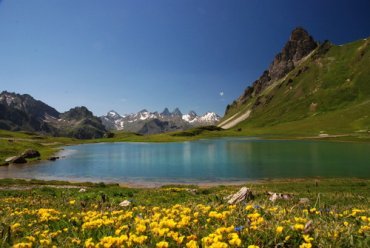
<box><xmin>100</xmin><ymin>108</ymin><xmax>221</xmax><ymax>132</ymax></box>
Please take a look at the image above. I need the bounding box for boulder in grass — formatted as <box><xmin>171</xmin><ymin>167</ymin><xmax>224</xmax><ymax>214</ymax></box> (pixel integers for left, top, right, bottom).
<box><xmin>119</xmin><ymin>200</ymin><xmax>131</xmax><ymax>207</ymax></box>
<box><xmin>267</xmin><ymin>191</ymin><xmax>293</xmax><ymax>202</ymax></box>
<box><xmin>21</xmin><ymin>149</ymin><xmax>41</xmax><ymax>159</ymax></box>
<box><xmin>224</xmin><ymin>187</ymin><xmax>254</xmax><ymax>204</ymax></box>
<box><xmin>299</xmin><ymin>198</ymin><xmax>310</xmax><ymax>205</ymax></box>
<box><xmin>48</xmin><ymin>156</ymin><xmax>60</xmax><ymax>161</ymax></box>
<box><xmin>5</xmin><ymin>156</ymin><xmax>27</xmax><ymax>164</ymax></box>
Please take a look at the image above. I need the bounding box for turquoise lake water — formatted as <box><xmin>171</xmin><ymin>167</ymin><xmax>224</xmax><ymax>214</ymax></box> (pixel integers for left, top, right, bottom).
<box><xmin>0</xmin><ymin>138</ymin><xmax>369</xmax><ymax>184</ymax></box>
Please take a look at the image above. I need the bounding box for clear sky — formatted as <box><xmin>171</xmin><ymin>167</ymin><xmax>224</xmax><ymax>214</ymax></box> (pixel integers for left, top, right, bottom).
<box><xmin>1</xmin><ymin>0</ymin><xmax>370</xmax><ymax>116</ymax></box>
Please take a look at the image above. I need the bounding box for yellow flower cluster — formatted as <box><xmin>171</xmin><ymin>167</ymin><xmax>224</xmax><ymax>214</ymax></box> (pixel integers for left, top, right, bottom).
<box><xmin>1</xmin><ymin>193</ymin><xmax>369</xmax><ymax>248</ymax></box>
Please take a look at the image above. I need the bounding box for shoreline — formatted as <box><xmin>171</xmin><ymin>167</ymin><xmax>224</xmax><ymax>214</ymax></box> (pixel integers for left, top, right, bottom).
<box><xmin>0</xmin><ymin>176</ymin><xmax>368</xmax><ymax>189</ymax></box>
<box><xmin>1</xmin><ymin>131</ymin><xmax>370</xmax><ymax>166</ymax></box>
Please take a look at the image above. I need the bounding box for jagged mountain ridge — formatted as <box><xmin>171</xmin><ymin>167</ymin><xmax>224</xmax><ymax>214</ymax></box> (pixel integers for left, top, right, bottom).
<box><xmin>100</xmin><ymin>108</ymin><xmax>221</xmax><ymax>134</ymax></box>
<box><xmin>225</xmin><ymin>27</ymin><xmax>318</xmax><ymax>115</ymax></box>
<box><xmin>220</xmin><ymin>27</ymin><xmax>370</xmax><ymax>134</ymax></box>
<box><xmin>0</xmin><ymin>91</ymin><xmax>106</xmax><ymax>139</ymax></box>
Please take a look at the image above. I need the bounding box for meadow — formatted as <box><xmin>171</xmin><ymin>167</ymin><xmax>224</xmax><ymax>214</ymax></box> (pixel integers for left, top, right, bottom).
<box><xmin>0</xmin><ymin>178</ymin><xmax>368</xmax><ymax>247</ymax></box>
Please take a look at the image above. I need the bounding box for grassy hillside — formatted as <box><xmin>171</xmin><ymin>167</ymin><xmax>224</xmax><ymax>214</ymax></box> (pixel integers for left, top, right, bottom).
<box><xmin>0</xmin><ymin>130</ymin><xmax>80</xmax><ymax>163</ymax></box>
<box><xmin>221</xmin><ymin>38</ymin><xmax>370</xmax><ymax>136</ymax></box>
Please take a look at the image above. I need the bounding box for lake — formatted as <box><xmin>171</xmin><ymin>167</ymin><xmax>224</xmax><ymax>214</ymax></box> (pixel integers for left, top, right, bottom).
<box><xmin>0</xmin><ymin>138</ymin><xmax>369</xmax><ymax>185</ymax></box>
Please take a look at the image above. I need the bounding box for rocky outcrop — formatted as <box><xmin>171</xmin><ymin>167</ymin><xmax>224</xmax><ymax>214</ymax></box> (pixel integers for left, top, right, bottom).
<box><xmin>0</xmin><ymin>91</ymin><xmax>59</xmax><ymax>132</ymax></box>
<box><xmin>269</xmin><ymin>27</ymin><xmax>317</xmax><ymax>81</ymax></box>
<box><xmin>138</xmin><ymin>119</ymin><xmax>183</xmax><ymax>135</ymax></box>
<box><xmin>55</xmin><ymin>106</ymin><xmax>107</xmax><ymax>139</ymax></box>
<box><xmin>226</xmin><ymin>27</ymin><xmax>318</xmax><ymax>114</ymax></box>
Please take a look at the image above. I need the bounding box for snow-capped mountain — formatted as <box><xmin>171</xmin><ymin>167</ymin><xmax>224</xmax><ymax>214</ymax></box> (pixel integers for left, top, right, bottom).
<box><xmin>100</xmin><ymin>108</ymin><xmax>221</xmax><ymax>134</ymax></box>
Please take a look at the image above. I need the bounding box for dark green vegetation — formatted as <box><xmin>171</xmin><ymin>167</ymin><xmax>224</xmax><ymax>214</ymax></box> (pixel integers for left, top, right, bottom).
<box><xmin>221</xmin><ymin>30</ymin><xmax>370</xmax><ymax>138</ymax></box>
<box><xmin>0</xmin><ymin>178</ymin><xmax>368</xmax><ymax>247</ymax></box>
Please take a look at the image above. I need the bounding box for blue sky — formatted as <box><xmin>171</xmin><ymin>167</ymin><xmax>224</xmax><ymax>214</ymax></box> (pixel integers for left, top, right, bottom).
<box><xmin>1</xmin><ymin>0</ymin><xmax>370</xmax><ymax>116</ymax></box>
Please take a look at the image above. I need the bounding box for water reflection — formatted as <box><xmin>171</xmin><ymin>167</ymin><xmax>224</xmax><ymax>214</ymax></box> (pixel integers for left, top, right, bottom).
<box><xmin>0</xmin><ymin>138</ymin><xmax>369</xmax><ymax>183</ymax></box>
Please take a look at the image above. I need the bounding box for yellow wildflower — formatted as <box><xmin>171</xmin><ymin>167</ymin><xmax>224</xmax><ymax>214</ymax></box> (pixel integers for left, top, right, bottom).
<box><xmin>25</xmin><ymin>236</ymin><xmax>36</xmax><ymax>243</ymax></box>
<box><xmin>71</xmin><ymin>238</ymin><xmax>81</xmax><ymax>245</ymax></box>
<box><xmin>85</xmin><ymin>238</ymin><xmax>95</xmax><ymax>248</ymax></box>
<box><xmin>245</xmin><ymin>205</ymin><xmax>253</xmax><ymax>211</ymax></box>
<box><xmin>156</xmin><ymin>241</ymin><xmax>169</xmax><ymax>248</ymax></box>
<box><xmin>13</xmin><ymin>243</ymin><xmax>33</xmax><ymax>248</ymax></box>
<box><xmin>302</xmin><ymin>234</ymin><xmax>313</xmax><ymax>243</ymax></box>
<box><xmin>40</xmin><ymin>239</ymin><xmax>51</xmax><ymax>246</ymax></box>
<box><xmin>358</xmin><ymin>225</ymin><xmax>370</xmax><ymax>234</ymax></box>
<box><xmin>228</xmin><ymin>232</ymin><xmax>242</xmax><ymax>246</ymax></box>
<box><xmin>186</xmin><ymin>240</ymin><xmax>198</xmax><ymax>248</ymax></box>
<box><xmin>11</xmin><ymin>223</ymin><xmax>21</xmax><ymax>231</ymax></box>
<box><xmin>136</xmin><ymin>223</ymin><xmax>147</xmax><ymax>233</ymax></box>
<box><xmin>187</xmin><ymin>234</ymin><xmax>197</xmax><ymax>241</ymax></box>
<box><xmin>299</xmin><ymin>243</ymin><xmax>312</xmax><ymax>248</ymax></box>
<box><xmin>294</xmin><ymin>224</ymin><xmax>304</xmax><ymax>231</ymax></box>
<box><xmin>276</xmin><ymin>226</ymin><xmax>284</xmax><ymax>234</ymax></box>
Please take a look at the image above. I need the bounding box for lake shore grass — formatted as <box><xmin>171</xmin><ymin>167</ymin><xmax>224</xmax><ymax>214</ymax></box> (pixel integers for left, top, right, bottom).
<box><xmin>0</xmin><ymin>178</ymin><xmax>368</xmax><ymax>247</ymax></box>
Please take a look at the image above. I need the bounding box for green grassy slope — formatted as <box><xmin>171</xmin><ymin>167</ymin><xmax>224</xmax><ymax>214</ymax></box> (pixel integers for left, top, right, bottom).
<box><xmin>222</xmin><ymin>38</ymin><xmax>370</xmax><ymax>136</ymax></box>
<box><xmin>0</xmin><ymin>130</ymin><xmax>80</xmax><ymax>163</ymax></box>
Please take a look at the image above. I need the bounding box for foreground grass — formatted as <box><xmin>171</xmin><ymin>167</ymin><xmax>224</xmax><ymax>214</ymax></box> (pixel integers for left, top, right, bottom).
<box><xmin>0</xmin><ymin>178</ymin><xmax>368</xmax><ymax>247</ymax></box>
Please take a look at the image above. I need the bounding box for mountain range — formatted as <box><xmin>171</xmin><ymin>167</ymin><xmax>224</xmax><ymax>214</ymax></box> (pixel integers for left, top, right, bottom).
<box><xmin>0</xmin><ymin>91</ymin><xmax>107</xmax><ymax>139</ymax></box>
<box><xmin>100</xmin><ymin>108</ymin><xmax>221</xmax><ymax>135</ymax></box>
<box><xmin>219</xmin><ymin>27</ymin><xmax>370</xmax><ymax>135</ymax></box>
<box><xmin>0</xmin><ymin>91</ymin><xmax>221</xmax><ymax>138</ymax></box>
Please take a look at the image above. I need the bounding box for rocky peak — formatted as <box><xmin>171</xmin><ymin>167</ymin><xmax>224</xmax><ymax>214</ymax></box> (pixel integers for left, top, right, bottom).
<box><xmin>139</xmin><ymin>109</ymin><xmax>148</xmax><ymax>113</ymax></box>
<box><xmin>269</xmin><ymin>27</ymin><xmax>317</xmax><ymax>81</ymax></box>
<box><xmin>161</xmin><ymin>108</ymin><xmax>171</xmax><ymax>116</ymax></box>
<box><xmin>61</xmin><ymin>106</ymin><xmax>93</xmax><ymax>120</ymax></box>
<box><xmin>0</xmin><ymin>91</ymin><xmax>59</xmax><ymax>119</ymax></box>
<box><xmin>229</xmin><ymin>27</ymin><xmax>318</xmax><ymax>113</ymax></box>
<box><xmin>106</xmin><ymin>110</ymin><xmax>122</xmax><ymax>120</ymax></box>
<box><xmin>107</xmin><ymin>110</ymin><xmax>119</xmax><ymax>116</ymax></box>
<box><xmin>172</xmin><ymin>108</ymin><xmax>182</xmax><ymax>117</ymax></box>
<box><xmin>188</xmin><ymin>111</ymin><xmax>197</xmax><ymax>118</ymax></box>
